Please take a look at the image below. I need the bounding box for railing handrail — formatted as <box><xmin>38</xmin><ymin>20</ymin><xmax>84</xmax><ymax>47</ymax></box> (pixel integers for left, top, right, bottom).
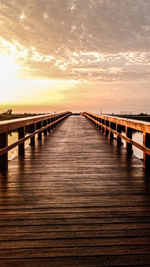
<box><xmin>83</xmin><ymin>112</ymin><xmax>150</xmax><ymax>169</ymax></box>
<box><xmin>100</xmin><ymin>113</ymin><xmax>150</xmax><ymax>125</ymax></box>
<box><xmin>0</xmin><ymin>111</ymin><xmax>72</xmax><ymax>172</ymax></box>
<box><xmin>83</xmin><ymin>112</ymin><xmax>150</xmax><ymax>134</ymax></box>
<box><xmin>0</xmin><ymin>111</ymin><xmax>70</xmax><ymax>134</ymax></box>
<box><xmin>103</xmin><ymin>113</ymin><xmax>150</xmax><ymax>124</ymax></box>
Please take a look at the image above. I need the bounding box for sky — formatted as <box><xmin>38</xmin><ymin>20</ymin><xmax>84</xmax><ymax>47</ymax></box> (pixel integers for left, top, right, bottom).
<box><xmin>0</xmin><ymin>0</ymin><xmax>150</xmax><ymax>114</ymax></box>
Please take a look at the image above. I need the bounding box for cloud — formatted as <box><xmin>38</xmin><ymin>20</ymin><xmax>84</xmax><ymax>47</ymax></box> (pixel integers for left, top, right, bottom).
<box><xmin>0</xmin><ymin>0</ymin><xmax>150</xmax><ymax>112</ymax></box>
<box><xmin>1</xmin><ymin>0</ymin><xmax>150</xmax><ymax>80</ymax></box>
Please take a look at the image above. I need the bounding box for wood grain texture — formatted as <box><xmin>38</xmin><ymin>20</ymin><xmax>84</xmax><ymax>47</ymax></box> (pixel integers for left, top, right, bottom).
<box><xmin>0</xmin><ymin>112</ymin><xmax>71</xmax><ymax>157</ymax></box>
<box><xmin>0</xmin><ymin>115</ymin><xmax>150</xmax><ymax>266</ymax></box>
<box><xmin>0</xmin><ymin>112</ymin><xmax>71</xmax><ymax>133</ymax></box>
<box><xmin>84</xmin><ymin>113</ymin><xmax>150</xmax><ymax>155</ymax></box>
<box><xmin>83</xmin><ymin>112</ymin><xmax>150</xmax><ymax>133</ymax></box>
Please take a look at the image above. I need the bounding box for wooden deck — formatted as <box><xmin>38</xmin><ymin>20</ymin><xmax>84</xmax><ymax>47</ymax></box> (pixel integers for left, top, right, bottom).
<box><xmin>0</xmin><ymin>115</ymin><xmax>150</xmax><ymax>266</ymax></box>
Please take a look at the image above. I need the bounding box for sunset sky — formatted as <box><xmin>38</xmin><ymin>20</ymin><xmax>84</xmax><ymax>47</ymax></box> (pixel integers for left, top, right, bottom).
<box><xmin>0</xmin><ymin>0</ymin><xmax>150</xmax><ymax>113</ymax></box>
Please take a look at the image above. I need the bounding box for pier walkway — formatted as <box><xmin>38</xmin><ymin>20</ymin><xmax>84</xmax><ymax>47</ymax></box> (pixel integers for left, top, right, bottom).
<box><xmin>0</xmin><ymin>115</ymin><xmax>150</xmax><ymax>266</ymax></box>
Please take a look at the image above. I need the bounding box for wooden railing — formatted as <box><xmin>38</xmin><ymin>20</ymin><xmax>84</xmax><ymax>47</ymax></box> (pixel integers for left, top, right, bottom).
<box><xmin>0</xmin><ymin>111</ymin><xmax>71</xmax><ymax>172</ymax></box>
<box><xmin>83</xmin><ymin>112</ymin><xmax>150</xmax><ymax>170</ymax></box>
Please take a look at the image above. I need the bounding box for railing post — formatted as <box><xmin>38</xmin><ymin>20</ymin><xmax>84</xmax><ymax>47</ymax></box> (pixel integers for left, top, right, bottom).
<box><xmin>143</xmin><ymin>132</ymin><xmax>150</xmax><ymax>169</ymax></box>
<box><xmin>53</xmin><ymin>116</ymin><xmax>56</xmax><ymax>129</ymax></box>
<box><xmin>55</xmin><ymin>116</ymin><xmax>58</xmax><ymax>127</ymax></box>
<box><xmin>110</xmin><ymin>122</ymin><xmax>114</xmax><ymax>140</ymax></box>
<box><xmin>104</xmin><ymin>120</ymin><xmax>106</xmax><ymax>134</ymax></box>
<box><xmin>126</xmin><ymin>127</ymin><xmax>133</xmax><ymax>154</ymax></box>
<box><xmin>43</xmin><ymin>120</ymin><xmax>47</xmax><ymax>136</ymax></box>
<box><xmin>51</xmin><ymin>117</ymin><xmax>54</xmax><ymax>130</ymax></box>
<box><xmin>95</xmin><ymin>118</ymin><xmax>97</xmax><ymax>128</ymax></box>
<box><xmin>18</xmin><ymin>127</ymin><xmax>25</xmax><ymax>156</ymax></box>
<box><xmin>0</xmin><ymin>132</ymin><xmax>8</xmax><ymax>172</ymax></box>
<box><xmin>106</xmin><ymin>121</ymin><xmax>109</xmax><ymax>136</ymax></box>
<box><xmin>96</xmin><ymin>118</ymin><xmax>99</xmax><ymax>129</ymax></box>
<box><xmin>99</xmin><ymin>118</ymin><xmax>101</xmax><ymax>130</ymax></box>
<box><xmin>97</xmin><ymin>118</ymin><xmax>100</xmax><ymax>130</ymax></box>
<box><xmin>30</xmin><ymin>124</ymin><xmax>35</xmax><ymax>146</ymax></box>
<box><xmin>37</xmin><ymin>122</ymin><xmax>42</xmax><ymax>140</ymax></box>
<box><xmin>117</xmin><ymin>124</ymin><xmax>122</xmax><ymax>145</ymax></box>
<box><xmin>102</xmin><ymin>119</ymin><xmax>105</xmax><ymax>133</ymax></box>
<box><xmin>47</xmin><ymin>119</ymin><xmax>51</xmax><ymax>133</ymax></box>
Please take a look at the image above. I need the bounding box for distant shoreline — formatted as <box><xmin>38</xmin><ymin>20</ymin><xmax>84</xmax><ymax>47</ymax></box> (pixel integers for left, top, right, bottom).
<box><xmin>110</xmin><ymin>114</ymin><xmax>150</xmax><ymax>122</ymax></box>
<box><xmin>0</xmin><ymin>113</ymin><xmax>45</xmax><ymax>121</ymax></box>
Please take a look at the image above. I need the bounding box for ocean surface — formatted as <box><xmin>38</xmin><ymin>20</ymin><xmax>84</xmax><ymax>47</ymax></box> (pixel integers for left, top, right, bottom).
<box><xmin>8</xmin><ymin>132</ymin><xmax>30</xmax><ymax>160</ymax></box>
<box><xmin>121</xmin><ymin>131</ymin><xmax>143</xmax><ymax>159</ymax></box>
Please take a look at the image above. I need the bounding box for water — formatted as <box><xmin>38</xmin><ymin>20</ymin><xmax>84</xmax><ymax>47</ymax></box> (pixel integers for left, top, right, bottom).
<box><xmin>8</xmin><ymin>132</ymin><xmax>30</xmax><ymax>160</ymax></box>
<box><xmin>132</xmin><ymin>131</ymin><xmax>143</xmax><ymax>159</ymax></box>
<box><xmin>121</xmin><ymin>131</ymin><xmax>143</xmax><ymax>159</ymax></box>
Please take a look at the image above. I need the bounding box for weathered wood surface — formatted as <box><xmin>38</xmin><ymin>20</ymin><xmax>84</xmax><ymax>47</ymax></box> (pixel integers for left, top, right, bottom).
<box><xmin>0</xmin><ymin>112</ymin><xmax>70</xmax><ymax>134</ymax></box>
<box><xmin>84</xmin><ymin>112</ymin><xmax>150</xmax><ymax>133</ymax></box>
<box><xmin>0</xmin><ymin>115</ymin><xmax>150</xmax><ymax>266</ymax></box>
<box><xmin>83</xmin><ymin>112</ymin><xmax>150</xmax><ymax>169</ymax></box>
<box><xmin>0</xmin><ymin>112</ymin><xmax>71</xmax><ymax>172</ymax></box>
<box><xmin>0</xmin><ymin>112</ymin><xmax>71</xmax><ymax>157</ymax></box>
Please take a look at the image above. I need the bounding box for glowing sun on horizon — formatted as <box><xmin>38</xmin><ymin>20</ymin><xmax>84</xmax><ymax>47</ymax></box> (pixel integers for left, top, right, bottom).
<box><xmin>0</xmin><ymin>54</ymin><xmax>21</xmax><ymax>81</ymax></box>
<box><xmin>0</xmin><ymin>54</ymin><xmax>22</xmax><ymax>102</ymax></box>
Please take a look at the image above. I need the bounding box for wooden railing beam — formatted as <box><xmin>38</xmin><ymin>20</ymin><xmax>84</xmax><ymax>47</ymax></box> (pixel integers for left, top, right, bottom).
<box><xmin>0</xmin><ymin>112</ymin><xmax>71</xmax><ymax>173</ymax></box>
<box><xmin>83</xmin><ymin>112</ymin><xmax>150</xmax><ymax>170</ymax></box>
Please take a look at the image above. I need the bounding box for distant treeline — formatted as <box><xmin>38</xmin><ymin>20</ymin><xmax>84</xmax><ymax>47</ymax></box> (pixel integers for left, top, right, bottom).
<box><xmin>112</xmin><ymin>113</ymin><xmax>150</xmax><ymax>122</ymax></box>
<box><xmin>0</xmin><ymin>110</ymin><xmax>46</xmax><ymax>121</ymax></box>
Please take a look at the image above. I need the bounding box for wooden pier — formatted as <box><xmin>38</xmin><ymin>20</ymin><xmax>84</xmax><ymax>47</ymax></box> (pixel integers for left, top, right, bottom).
<box><xmin>0</xmin><ymin>114</ymin><xmax>150</xmax><ymax>266</ymax></box>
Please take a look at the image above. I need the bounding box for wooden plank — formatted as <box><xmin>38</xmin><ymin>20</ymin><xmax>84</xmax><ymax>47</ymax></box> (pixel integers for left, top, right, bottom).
<box><xmin>0</xmin><ymin>222</ymin><xmax>150</xmax><ymax>233</ymax></box>
<box><xmin>1</xmin><ymin>236</ymin><xmax>150</xmax><ymax>249</ymax></box>
<box><xmin>0</xmin><ymin>245</ymin><xmax>150</xmax><ymax>259</ymax></box>
<box><xmin>1</xmin><ymin>229</ymin><xmax>150</xmax><ymax>241</ymax></box>
<box><xmin>0</xmin><ymin>255</ymin><xmax>150</xmax><ymax>267</ymax></box>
